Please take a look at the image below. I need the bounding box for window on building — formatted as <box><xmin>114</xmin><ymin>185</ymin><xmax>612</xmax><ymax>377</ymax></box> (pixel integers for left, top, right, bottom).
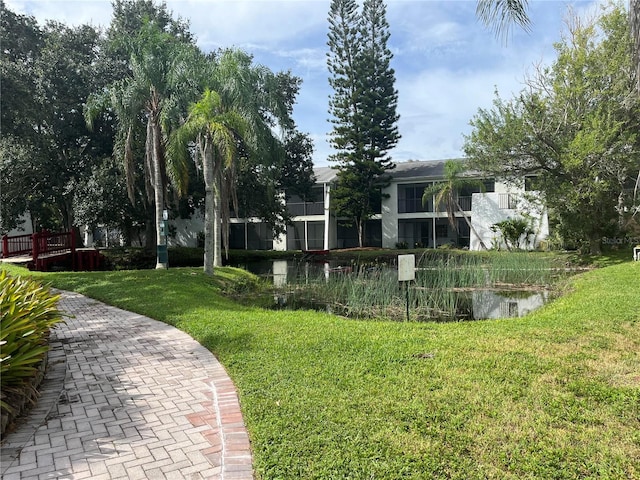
<box><xmin>229</xmin><ymin>224</ymin><xmax>245</xmax><ymax>249</ymax></box>
<box><xmin>483</xmin><ymin>179</ymin><xmax>495</xmax><ymax>192</ymax></box>
<box><xmin>398</xmin><ymin>219</ymin><xmax>432</xmax><ymax>248</ymax></box>
<box><xmin>337</xmin><ymin>223</ymin><xmax>359</xmax><ymax>249</ymax></box>
<box><xmin>365</xmin><ymin>220</ymin><xmax>382</xmax><ymax>247</ymax></box>
<box><xmin>336</xmin><ymin>220</ymin><xmax>381</xmax><ymax>248</ymax></box>
<box><xmin>306</xmin><ymin>221</ymin><xmax>324</xmax><ymax>250</ymax></box>
<box><xmin>457</xmin><ymin>219</ymin><xmax>470</xmax><ymax>248</ymax></box>
<box><xmin>287</xmin><ymin>222</ymin><xmax>305</xmax><ymax>250</ymax></box>
<box><xmin>398</xmin><ymin>183</ymin><xmax>432</xmax><ymax>213</ymax></box>
<box><xmin>229</xmin><ymin>223</ymin><xmax>273</xmax><ymax>250</ymax></box>
<box><xmin>286</xmin><ymin>221</ymin><xmax>325</xmax><ymax>250</ymax></box>
<box><xmin>247</xmin><ymin>223</ymin><xmax>273</xmax><ymax>250</ymax></box>
<box><xmin>435</xmin><ymin>221</ymin><xmax>449</xmax><ymax>240</ymax></box>
<box><xmin>286</xmin><ymin>186</ymin><xmax>324</xmax><ymax>216</ymax></box>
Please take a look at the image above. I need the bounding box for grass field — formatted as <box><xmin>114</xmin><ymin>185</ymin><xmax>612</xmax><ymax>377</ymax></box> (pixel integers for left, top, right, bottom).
<box><xmin>2</xmin><ymin>256</ymin><xmax>639</xmax><ymax>479</ymax></box>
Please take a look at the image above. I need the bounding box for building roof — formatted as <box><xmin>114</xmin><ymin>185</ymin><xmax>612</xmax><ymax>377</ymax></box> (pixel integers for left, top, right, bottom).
<box><xmin>313</xmin><ymin>159</ymin><xmax>469</xmax><ymax>184</ymax></box>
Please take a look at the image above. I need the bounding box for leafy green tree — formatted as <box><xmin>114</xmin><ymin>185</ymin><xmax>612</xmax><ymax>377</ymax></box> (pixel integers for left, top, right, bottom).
<box><xmin>422</xmin><ymin>160</ymin><xmax>488</xmax><ymax>250</ymax></box>
<box><xmin>73</xmin><ymin>155</ymin><xmax>146</xmax><ymax>244</ymax></box>
<box><xmin>0</xmin><ymin>2</ymin><xmax>45</xmax><ymax>232</ymax></box>
<box><xmin>465</xmin><ymin>4</ymin><xmax>639</xmax><ymax>254</ymax></box>
<box><xmin>170</xmin><ymin>49</ymin><xmax>313</xmax><ymax>269</ymax></box>
<box><xmin>1</xmin><ymin>5</ymin><xmax>106</xmax><ymax>235</ymax></box>
<box><xmin>477</xmin><ymin>0</ymin><xmax>640</xmax><ymax>220</ymax></box>
<box><xmin>35</xmin><ymin>21</ymin><xmax>106</xmax><ymax>232</ymax></box>
<box><xmin>234</xmin><ymin>129</ymin><xmax>315</xmax><ymax>239</ymax></box>
<box><xmin>327</xmin><ymin>0</ymin><xmax>400</xmax><ymax>247</ymax></box>
<box><xmin>170</xmin><ymin>89</ymin><xmax>248</xmax><ymax>275</ymax></box>
<box><xmin>86</xmin><ymin>9</ymin><xmax>200</xmax><ymax>268</ymax></box>
<box><xmin>0</xmin><ymin>1</ymin><xmax>43</xmax><ymax>141</ymax></box>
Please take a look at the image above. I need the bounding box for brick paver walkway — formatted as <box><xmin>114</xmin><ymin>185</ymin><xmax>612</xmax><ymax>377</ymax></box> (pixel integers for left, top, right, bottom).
<box><xmin>1</xmin><ymin>291</ymin><xmax>253</xmax><ymax>479</ymax></box>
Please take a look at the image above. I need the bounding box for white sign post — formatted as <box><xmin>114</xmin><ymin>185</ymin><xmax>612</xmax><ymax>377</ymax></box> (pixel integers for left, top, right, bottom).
<box><xmin>398</xmin><ymin>254</ymin><xmax>415</xmax><ymax>321</ymax></box>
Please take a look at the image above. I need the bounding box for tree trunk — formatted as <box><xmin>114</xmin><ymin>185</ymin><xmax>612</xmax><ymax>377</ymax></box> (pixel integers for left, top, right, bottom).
<box><xmin>144</xmin><ymin>205</ymin><xmax>155</xmax><ymax>250</ymax></box>
<box><xmin>151</xmin><ymin>118</ymin><xmax>167</xmax><ymax>269</ymax></box>
<box><xmin>357</xmin><ymin>218</ymin><xmax>364</xmax><ymax>248</ymax></box>
<box><xmin>203</xmin><ymin>143</ymin><xmax>215</xmax><ymax>276</ymax></box>
<box><xmin>455</xmin><ymin>199</ymin><xmax>488</xmax><ymax>250</ymax></box>
<box><xmin>213</xmin><ymin>172</ymin><xmax>222</xmax><ymax>268</ymax></box>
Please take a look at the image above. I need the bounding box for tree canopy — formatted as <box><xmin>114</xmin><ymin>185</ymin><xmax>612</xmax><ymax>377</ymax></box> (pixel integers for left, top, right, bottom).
<box><xmin>1</xmin><ymin>0</ymin><xmax>314</xmax><ymax>260</ymax></box>
<box><xmin>465</xmin><ymin>4</ymin><xmax>640</xmax><ymax>253</ymax></box>
<box><xmin>327</xmin><ymin>0</ymin><xmax>400</xmax><ymax>247</ymax></box>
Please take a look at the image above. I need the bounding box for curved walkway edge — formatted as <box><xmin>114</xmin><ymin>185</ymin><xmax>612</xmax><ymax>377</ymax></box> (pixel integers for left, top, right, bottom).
<box><xmin>1</xmin><ymin>290</ymin><xmax>253</xmax><ymax>480</ymax></box>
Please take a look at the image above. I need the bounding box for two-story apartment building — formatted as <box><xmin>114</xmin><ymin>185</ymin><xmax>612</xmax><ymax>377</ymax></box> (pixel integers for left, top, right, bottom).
<box><xmin>171</xmin><ymin>159</ymin><xmax>549</xmax><ymax>251</ymax></box>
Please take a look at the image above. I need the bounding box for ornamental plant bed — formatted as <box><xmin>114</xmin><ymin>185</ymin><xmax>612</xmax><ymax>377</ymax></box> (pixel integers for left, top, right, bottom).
<box><xmin>0</xmin><ymin>272</ymin><xmax>66</xmax><ymax>438</ymax></box>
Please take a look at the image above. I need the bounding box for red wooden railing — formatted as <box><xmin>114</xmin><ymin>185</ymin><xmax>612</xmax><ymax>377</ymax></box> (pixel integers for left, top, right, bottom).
<box><xmin>2</xmin><ymin>231</ymin><xmax>75</xmax><ymax>260</ymax></box>
<box><xmin>2</xmin><ymin>233</ymin><xmax>33</xmax><ymax>258</ymax></box>
<box><xmin>34</xmin><ymin>231</ymin><xmax>75</xmax><ymax>259</ymax></box>
<box><xmin>1</xmin><ymin>230</ymin><xmax>104</xmax><ymax>272</ymax></box>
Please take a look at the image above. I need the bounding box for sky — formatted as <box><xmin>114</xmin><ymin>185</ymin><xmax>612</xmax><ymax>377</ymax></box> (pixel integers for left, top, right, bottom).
<box><xmin>5</xmin><ymin>0</ymin><xmax>607</xmax><ymax>168</ymax></box>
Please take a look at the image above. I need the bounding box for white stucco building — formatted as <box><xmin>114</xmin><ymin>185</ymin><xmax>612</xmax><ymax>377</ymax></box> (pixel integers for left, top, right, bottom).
<box><xmin>173</xmin><ymin>159</ymin><xmax>549</xmax><ymax>252</ymax></box>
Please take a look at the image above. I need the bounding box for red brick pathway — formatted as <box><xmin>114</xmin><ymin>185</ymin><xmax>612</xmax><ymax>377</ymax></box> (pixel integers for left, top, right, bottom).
<box><xmin>1</xmin><ymin>291</ymin><xmax>253</xmax><ymax>479</ymax></box>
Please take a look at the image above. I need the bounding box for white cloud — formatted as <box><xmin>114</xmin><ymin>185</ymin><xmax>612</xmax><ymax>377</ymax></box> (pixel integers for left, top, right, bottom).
<box><xmin>4</xmin><ymin>0</ymin><xmax>603</xmax><ymax>169</ymax></box>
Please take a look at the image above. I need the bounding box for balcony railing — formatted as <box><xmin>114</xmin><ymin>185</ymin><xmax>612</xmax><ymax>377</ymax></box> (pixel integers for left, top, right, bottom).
<box><xmin>499</xmin><ymin>193</ymin><xmax>519</xmax><ymax>210</ymax></box>
<box><xmin>287</xmin><ymin>202</ymin><xmax>324</xmax><ymax>216</ymax></box>
<box><xmin>457</xmin><ymin>196</ymin><xmax>471</xmax><ymax>212</ymax></box>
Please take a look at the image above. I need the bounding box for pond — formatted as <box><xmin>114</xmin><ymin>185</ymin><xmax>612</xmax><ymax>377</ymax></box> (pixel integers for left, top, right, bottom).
<box><xmin>234</xmin><ymin>258</ymin><xmax>559</xmax><ymax>322</ymax></box>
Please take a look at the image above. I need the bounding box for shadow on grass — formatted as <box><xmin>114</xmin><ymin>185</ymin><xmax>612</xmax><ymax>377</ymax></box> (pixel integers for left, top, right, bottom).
<box><xmin>4</xmin><ymin>266</ymin><xmax>253</xmax><ymax>325</ymax></box>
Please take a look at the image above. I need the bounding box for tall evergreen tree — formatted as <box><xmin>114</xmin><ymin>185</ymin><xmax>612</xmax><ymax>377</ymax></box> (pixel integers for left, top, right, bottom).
<box><xmin>327</xmin><ymin>0</ymin><xmax>400</xmax><ymax>247</ymax></box>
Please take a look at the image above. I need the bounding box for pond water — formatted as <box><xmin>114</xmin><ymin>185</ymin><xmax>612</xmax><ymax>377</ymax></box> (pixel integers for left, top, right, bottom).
<box><xmin>234</xmin><ymin>259</ymin><xmax>554</xmax><ymax>322</ymax></box>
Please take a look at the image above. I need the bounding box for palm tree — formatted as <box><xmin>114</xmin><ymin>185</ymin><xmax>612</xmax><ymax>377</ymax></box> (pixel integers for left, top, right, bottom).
<box><xmin>204</xmin><ymin>50</ymin><xmax>295</xmax><ymax>261</ymax></box>
<box><xmin>422</xmin><ymin>160</ymin><xmax>488</xmax><ymax>250</ymax></box>
<box><xmin>169</xmin><ymin>49</ymin><xmax>295</xmax><ymax>272</ymax></box>
<box><xmin>85</xmin><ymin>20</ymin><xmax>197</xmax><ymax>268</ymax></box>
<box><xmin>169</xmin><ymin>89</ymin><xmax>248</xmax><ymax>275</ymax></box>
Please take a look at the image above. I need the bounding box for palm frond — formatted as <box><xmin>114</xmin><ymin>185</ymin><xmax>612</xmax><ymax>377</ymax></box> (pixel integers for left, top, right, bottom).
<box><xmin>476</xmin><ymin>0</ymin><xmax>531</xmax><ymax>43</ymax></box>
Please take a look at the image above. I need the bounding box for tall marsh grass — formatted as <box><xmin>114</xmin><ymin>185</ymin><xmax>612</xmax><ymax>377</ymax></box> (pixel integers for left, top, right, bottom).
<box><xmin>274</xmin><ymin>252</ymin><xmax>558</xmax><ymax>321</ymax></box>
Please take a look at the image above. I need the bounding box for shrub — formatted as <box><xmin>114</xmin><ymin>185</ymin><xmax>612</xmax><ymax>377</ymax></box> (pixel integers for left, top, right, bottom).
<box><xmin>0</xmin><ymin>271</ymin><xmax>66</xmax><ymax>415</ymax></box>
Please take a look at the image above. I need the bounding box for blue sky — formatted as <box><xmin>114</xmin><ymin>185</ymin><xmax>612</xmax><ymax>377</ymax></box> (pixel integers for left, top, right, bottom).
<box><xmin>6</xmin><ymin>0</ymin><xmax>605</xmax><ymax>167</ymax></box>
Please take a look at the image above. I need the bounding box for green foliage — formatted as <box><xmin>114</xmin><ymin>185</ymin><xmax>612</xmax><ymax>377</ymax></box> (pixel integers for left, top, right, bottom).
<box><xmin>0</xmin><ymin>271</ymin><xmax>65</xmax><ymax>414</ymax></box>
<box><xmin>465</xmin><ymin>4</ymin><xmax>640</xmax><ymax>254</ymax></box>
<box><xmin>327</xmin><ymin>0</ymin><xmax>400</xmax><ymax>247</ymax></box>
<box><xmin>1</xmin><ymin>4</ymin><xmax>110</xmax><ymax>232</ymax></box>
<box><xmin>476</xmin><ymin>0</ymin><xmax>531</xmax><ymax>41</ymax></box>
<box><xmin>491</xmin><ymin>217</ymin><xmax>535</xmax><ymax>250</ymax></box>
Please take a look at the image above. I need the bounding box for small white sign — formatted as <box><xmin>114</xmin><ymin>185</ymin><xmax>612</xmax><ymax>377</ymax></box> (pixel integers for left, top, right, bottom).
<box><xmin>398</xmin><ymin>254</ymin><xmax>415</xmax><ymax>282</ymax></box>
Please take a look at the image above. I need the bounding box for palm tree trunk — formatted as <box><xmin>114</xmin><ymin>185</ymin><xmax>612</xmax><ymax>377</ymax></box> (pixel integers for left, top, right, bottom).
<box><xmin>213</xmin><ymin>172</ymin><xmax>223</xmax><ymax>268</ymax></box>
<box><xmin>455</xmin><ymin>198</ymin><xmax>488</xmax><ymax>250</ymax></box>
<box><xmin>203</xmin><ymin>142</ymin><xmax>215</xmax><ymax>275</ymax></box>
<box><xmin>151</xmin><ymin>118</ymin><xmax>167</xmax><ymax>269</ymax></box>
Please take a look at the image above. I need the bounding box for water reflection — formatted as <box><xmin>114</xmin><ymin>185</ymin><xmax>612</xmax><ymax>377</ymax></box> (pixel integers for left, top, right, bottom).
<box><xmin>472</xmin><ymin>290</ymin><xmax>548</xmax><ymax>319</ymax></box>
<box><xmin>272</xmin><ymin>259</ymin><xmax>288</xmax><ymax>287</ymax></box>
<box><xmin>242</xmin><ymin>259</ymin><xmax>552</xmax><ymax>321</ymax></box>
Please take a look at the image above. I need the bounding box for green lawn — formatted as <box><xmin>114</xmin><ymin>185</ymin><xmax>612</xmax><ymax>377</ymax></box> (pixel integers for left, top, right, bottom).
<box><xmin>2</xmin><ymin>259</ymin><xmax>639</xmax><ymax>479</ymax></box>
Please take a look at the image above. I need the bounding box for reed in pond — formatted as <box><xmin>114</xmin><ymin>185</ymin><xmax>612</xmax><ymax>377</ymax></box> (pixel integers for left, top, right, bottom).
<box><xmin>274</xmin><ymin>252</ymin><xmax>557</xmax><ymax>321</ymax></box>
